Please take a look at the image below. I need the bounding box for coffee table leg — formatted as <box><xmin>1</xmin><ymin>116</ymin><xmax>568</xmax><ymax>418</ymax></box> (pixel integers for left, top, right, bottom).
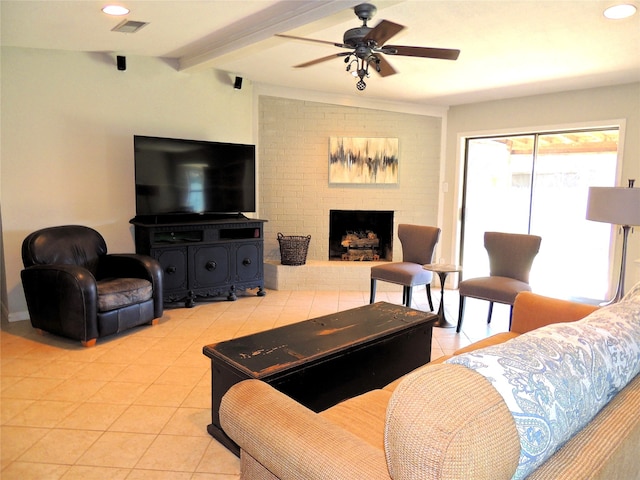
<box><xmin>207</xmin><ymin>423</ymin><xmax>240</xmax><ymax>457</ymax></box>
<box><xmin>432</xmin><ymin>271</ymin><xmax>455</xmax><ymax>328</ymax></box>
<box><xmin>207</xmin><ymin>360</ymin><xmax>242</xmax><ymax>457</ymax></box>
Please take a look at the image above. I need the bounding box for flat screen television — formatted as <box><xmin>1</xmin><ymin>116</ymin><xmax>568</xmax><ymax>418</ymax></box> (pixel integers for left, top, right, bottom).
<box><xmin>134</xmin><ymin>135</ymin><xmax>256</xmax><ymax>220</ymax></box>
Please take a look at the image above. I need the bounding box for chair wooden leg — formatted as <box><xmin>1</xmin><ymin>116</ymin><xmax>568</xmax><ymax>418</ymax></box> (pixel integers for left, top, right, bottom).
<box><xmin>456</xmin><ymin>296</ymin><xmax>465</xmax><ymax>333</ymax></box>
<box><xmin>487</xmin><ymin>302</ymin><xmax>494</xmax><ymax>324</ymax></box>
<box><xmin>425</xmin><ymin>284</ymin><xmax>434</xmax><ymax>312</ymax></box>
<box><xmin>148</xmin><ymin>318</ymin><xmax>159</xmax><ymax>326</ymax></box>
<box><xmin>509</xmin><ymin>305</ymin><xmax>514</xmax><ymax>331</ymax></box>
<box><xmin>370</xmin><ymin>279</ymin><xmax>377</xmax><ymax>304</ymax></box>
<box><xmin>35</xmin><ymin>328</ymin><xmax>46</xmax><ymax>336</ymax></box>
<box><xmin>405</xmin><ymin>286</ymin><xmax>413</xmax><ymax>308</ymax></box>
<box><xmin>81</xmin><ymin>338</ymin><xmax>97</xmax><ymax>348</ymax></box>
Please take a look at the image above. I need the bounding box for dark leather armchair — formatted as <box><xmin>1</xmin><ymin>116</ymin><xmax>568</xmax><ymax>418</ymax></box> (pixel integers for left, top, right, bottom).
<box><xmin>21</xmin><ymin>225</ymin><xmax>163</xmax><ymax>347</ymax></box>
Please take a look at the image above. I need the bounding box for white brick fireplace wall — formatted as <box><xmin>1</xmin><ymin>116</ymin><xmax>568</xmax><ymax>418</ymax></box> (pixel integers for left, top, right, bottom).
<box><xmin>258</xmin><ymin>96</ymin><xmax>443</xmax><ymax>291</ymax></box>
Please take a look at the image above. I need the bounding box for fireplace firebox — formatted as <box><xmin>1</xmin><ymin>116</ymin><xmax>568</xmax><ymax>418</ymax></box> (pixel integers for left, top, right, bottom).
<box><xmin>329</xmin><ymin>210</ymin><xmax>394</xmax><ymax>261</ymax></box>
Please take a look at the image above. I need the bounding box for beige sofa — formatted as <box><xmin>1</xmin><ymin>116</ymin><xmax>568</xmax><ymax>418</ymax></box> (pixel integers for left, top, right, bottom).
<box><xmin>220</xmin><ymin>290</ymin><xmax>640</xmax><ymax>480</ymax></box>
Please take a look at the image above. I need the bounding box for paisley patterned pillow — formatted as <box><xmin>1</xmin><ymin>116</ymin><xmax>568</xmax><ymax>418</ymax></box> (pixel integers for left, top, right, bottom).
<box><xmin>447</xmin><ymin>284</ymin><xmax>640</xmax><ymax>479</ymax></box>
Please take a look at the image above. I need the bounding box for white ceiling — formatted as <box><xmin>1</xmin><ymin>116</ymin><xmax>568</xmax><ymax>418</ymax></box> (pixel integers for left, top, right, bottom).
<box><xmin>2</xmin><ymin>0</ymin><xmax>639</xmax><ymax>106</ymax></box>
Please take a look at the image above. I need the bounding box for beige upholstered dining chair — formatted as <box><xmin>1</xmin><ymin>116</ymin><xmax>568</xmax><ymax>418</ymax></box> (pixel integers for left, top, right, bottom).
<box><xmin>370</xmin><ymin>224</ymin><xmax>441</xmax><ymax>310</ymax></box>
<box><xmin>456</xmin><ymin>231</ymin><xmax>542</xmax><ymax>333</ymax></box>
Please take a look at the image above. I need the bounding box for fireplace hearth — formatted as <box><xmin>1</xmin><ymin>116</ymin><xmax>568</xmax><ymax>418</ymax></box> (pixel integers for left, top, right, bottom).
<box><xmin>329</xmin><ymin>210</ymin><xmax>394</xmax><ymax>261</ymax></box>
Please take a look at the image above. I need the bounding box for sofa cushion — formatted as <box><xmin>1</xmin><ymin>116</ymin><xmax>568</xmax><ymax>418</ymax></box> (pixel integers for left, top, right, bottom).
<box><xmin>451</xmin><ymin>331</ymin><xmax>520</xmax><ymax>355</ymax></box>
<box><xmin>383</xmin><ymin>355</ymin><xmax>453</xmax><ymax>392</ymax></box>
<box><xmin>320</xmin><ymin>389</ymin><xmax>391</xmax><ymax>449</ymax></box>
<box><xmin>526</xmin><ymin>373</ymin><xmax>640</xmax><ymax>480</ymax></box>
<box><xmin>97</xmin><ymin>277</ymin><xmax>152</xmax><ymax>312</ymax></box>
<box><xmin>382</xmin><ymin>334</ymin><xmax>520</xmax><ymax>395</ymax></box>
<box><xmin>385</xmin><ymin>363</ymin><xmax>521</xmax><ymax>480</ymax></box>
<box><xmin>447</xmin><ymin>285</ymin><xmax>640</xmax><ymax>479</ymax></box>
<box><xmin>510</xmin><ymin>292</ymin><xmax>599</xmax><ymax>334</ymax></box>
<box><xmin>221</xmin><ymin>379</ymin><xmax>390</xmax><ymax>480</ymax></box>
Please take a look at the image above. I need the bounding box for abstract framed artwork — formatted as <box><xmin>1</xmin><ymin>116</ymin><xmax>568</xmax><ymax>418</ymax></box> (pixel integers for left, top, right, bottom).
<box><xmin>329</xmin><ymin>137</ymin><xmax>399</xmax><ymax>184</ymax></box>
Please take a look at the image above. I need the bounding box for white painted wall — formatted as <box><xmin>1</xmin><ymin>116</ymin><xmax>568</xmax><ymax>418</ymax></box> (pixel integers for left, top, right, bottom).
<box><xmin>1</xmin><ymin>47</ymin><xmax>254</xmax><ymax>320</ymax></box>
<box><xmin>3</xmin><ymin>45</ymin><xmax>638</xmax><ymax>320</ymax></box>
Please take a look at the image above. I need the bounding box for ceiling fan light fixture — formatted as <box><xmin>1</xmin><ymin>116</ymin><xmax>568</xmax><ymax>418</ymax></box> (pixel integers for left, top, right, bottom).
<box><xmin>347</xmin><ymin>56</ymin><xmax>372</xmax><ymax>88</ymax></box>
<box><xmin>603</xmin><ymin>3</ymin><xmax>637</xmax><ymax>19</ymax></box>
<box><xmin>102</xmin><ymin>5</ymin><xmax>130</xmax><ymax>16</ymax></box>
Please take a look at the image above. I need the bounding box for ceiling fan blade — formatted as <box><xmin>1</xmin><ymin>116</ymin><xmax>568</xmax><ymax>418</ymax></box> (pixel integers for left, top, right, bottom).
<box><xmin>382</xmin><ymin>45</ymin><xmax>460</xmax><ymax>60</ymax></box>
<box><xmin>276</xmin><ymin>34</ymin><xmax>351</xmax><ymax>49</ymax></box>
<box><xmin>371</xmin><ymin>54</ymin><xmax>397</xmax><ymax>77</ymax></box>
<box><xmin>294</xmin><ymin>52</ymin><xmax>350</xmax><ymax>68</ymax></box>
<box><xmin>364</xmin><ymin>20</ymin><xmax>405</xmax><ymax>46</ymax></box>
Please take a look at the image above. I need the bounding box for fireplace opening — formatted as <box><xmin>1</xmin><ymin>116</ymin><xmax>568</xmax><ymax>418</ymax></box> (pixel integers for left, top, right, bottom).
<box><xmin>329</xmin><ymin>210</ymin><xmax>394</xmax><ymax>261</ymax></box>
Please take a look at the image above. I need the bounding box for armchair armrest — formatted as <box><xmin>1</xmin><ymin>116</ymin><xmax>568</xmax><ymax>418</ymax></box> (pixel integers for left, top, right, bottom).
<box><xmin>21</xmin><ymin>264</ymin><xmax>98</xmax><ymax>341</ymax></box>
<box><xmin>511</xmin><ymin>292</ymin><xmax>599</xmax><ymax>334</ymax></box>
<box><xmin>220</xmin><ymin>380</ymin><xmax>390</xmax><ymax>480</ymax></box>
<box><xmin>99</xmin><ymin>254</ymin><xmax>163</xmax><ymax>317</ymax></box>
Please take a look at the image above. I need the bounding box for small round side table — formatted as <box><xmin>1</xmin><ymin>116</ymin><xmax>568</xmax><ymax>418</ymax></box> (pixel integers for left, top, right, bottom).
<box><xmin>423</xmin><ymin>263</ymin><xmax>463</xmax><ymax>328</ymax></box>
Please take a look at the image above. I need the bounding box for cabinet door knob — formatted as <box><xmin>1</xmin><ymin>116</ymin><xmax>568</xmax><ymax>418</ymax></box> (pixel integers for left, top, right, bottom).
<box><xmin>206</xmin><ymin>261</ymin><xmax>217</xmax><ymax>271</ymax></box>
<box><xmin>242</xmin><ymin>258</ymin><xmax>252</xmax><ymax>266</ymax></box>
<box><xmin>166</xmin><ymin>265</ymin><xmax>177</xmax><ymax>274</ymax></box>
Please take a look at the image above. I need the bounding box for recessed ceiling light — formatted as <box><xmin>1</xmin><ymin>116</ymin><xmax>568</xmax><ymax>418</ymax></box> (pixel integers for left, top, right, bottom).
<box><xmin>603</xmin><ymin>3</ymin><xmax>637</xmax><ymax>19</ymax></box>
<box><xmin>102</xmin><ymin>5</ymin><xmax>130</xmax><ymax>16</ymax></box>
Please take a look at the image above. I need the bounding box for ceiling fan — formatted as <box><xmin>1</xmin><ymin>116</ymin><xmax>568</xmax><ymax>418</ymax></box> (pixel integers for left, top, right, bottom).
<box><xmin>276</xmin><ymin>3</ymin><xmax>460</xmax><ymax>91</ymax></box>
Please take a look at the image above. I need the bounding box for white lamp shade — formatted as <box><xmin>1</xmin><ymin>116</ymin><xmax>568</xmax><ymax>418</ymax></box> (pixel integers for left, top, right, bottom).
<box><xmin>586</xmin><ymin>187</ymin><xmax>640</xmax><ymax>226</ymax></box>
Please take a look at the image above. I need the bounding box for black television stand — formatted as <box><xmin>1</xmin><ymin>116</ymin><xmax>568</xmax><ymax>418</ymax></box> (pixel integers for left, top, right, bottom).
<box><xmin>131</xmin><ymin>216</ymin><xmax>267</xmax><ymax>307</ymax></box>
<box><xmin>133</xmin><ymin>213</ymin><xmax>250</xmax><ymax>225</ymax></box>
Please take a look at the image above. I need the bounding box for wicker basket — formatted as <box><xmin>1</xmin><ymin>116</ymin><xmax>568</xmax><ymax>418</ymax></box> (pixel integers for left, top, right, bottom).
<box><xmin>277</xmin><ymin>233</ymin><xmax>311</xmax><ymax>266</ymax></box>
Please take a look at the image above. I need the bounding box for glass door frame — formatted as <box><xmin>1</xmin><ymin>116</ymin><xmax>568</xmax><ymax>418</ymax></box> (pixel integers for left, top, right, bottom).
<box><xmin>451</xmin><ymin>120</ymin><xmax>627</xmax><ymax>300</ymax></box>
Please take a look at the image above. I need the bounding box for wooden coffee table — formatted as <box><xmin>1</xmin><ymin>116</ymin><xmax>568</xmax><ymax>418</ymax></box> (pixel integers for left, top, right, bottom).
<box><xmin>202</xmin><ymin>302</ymin><xmax>437</xmax><ymax>455</ymax></box>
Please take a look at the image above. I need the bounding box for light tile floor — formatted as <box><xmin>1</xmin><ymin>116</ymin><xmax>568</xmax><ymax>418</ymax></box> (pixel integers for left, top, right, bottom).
<box><xmin>1</xmin><ymin>287</ymin><xmax>512</xmax><ymax>479</ymax></box>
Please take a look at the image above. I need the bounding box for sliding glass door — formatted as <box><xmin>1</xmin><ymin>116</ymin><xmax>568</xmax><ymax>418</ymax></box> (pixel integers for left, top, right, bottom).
<box><xmin>461</xmin><ymin>129</ymin><xmax>619</xmax><ymax>300</ymax></box>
